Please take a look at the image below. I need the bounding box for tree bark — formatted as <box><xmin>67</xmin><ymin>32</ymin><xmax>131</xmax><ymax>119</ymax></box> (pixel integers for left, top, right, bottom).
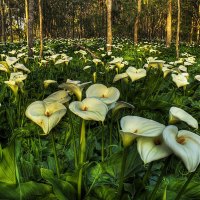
<box><xmin>190</xmin><ymin>16</ymin><xmax>194</xmax><ymax>44</ymax></box>
<box><xmin>197</xmin><ymin>4</ymin><xmax>200</xmax><ymax>43</ymax></box>
<box><xmin>1</xmin><ymin>0</ymin><xmax>6</xmax><ymax>44</ymax></box>
<box><xmin>106</xmin><ymin>0</ymin><xmax>112</xmax><ymax>52</ymax></box>
<box><xmin>25</xmin><ymin>0</ymin><xmax>34</xmax><ymax>57</ymax></box>
<box><xmin>8</xmin><ymin>0</ymin><xmax>13</xmax><ymax>42</ymax></box>
<box><xmin>176</xmin><ymin>0</ymin><xmax>181</xmax><ymax>59</ymax></box>
<box><xmin>134</xmin><ymin>0</ymin><xmax>142</xmax><ymax>45</ymax></box>
<box><xmin>166</xmin><ymin>0</ymin><xmax>172</xmax><ymax>47</ymax></box>
<box><xmin>39</xmin><ymin>0</ymin><xmax>43</xmax><ymax>57</ymax></box>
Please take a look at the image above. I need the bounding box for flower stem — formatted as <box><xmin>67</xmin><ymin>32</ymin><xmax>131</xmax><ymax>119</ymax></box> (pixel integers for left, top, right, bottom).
<box><xmin>149</xmin><ymin>156</ymin><xmax>171</xmax><ymax>200</ymax></box>
<box><xmin>143</xmin><ymin>162</ymin><xmax>153</xmax><ymax>185</ymax></box>
<box><xmin>109</xmin><ymin>118</ymin><xmax>113</xmax><ymax>156</ymax></box>
<box><xmin>174</xmin><ymin>170</ymin><xmax>197</xmax><ymax>200</ymax></box>
<box><xmin>101</xmin><ymin>123</ymin><xmax>105</xmax><ymax>162</ymax></box>
<box><xmin>69</xmin><ymin>113</ymin><xmax>78</xmax><ymax>169</ymax></box>
<box><xmin>78</xmin><ymin>119</ymin><xmax>86</xmax><ymax>200</ymax></box>
<box><xmin>118</xmin><ymin>147</ymin><xmax>129</xmax><ymax>199</ymax></box>
<box><xmin>51</xmin><ymin>132</ymin><xmax>60</xmax><ymax>178</ymax></box>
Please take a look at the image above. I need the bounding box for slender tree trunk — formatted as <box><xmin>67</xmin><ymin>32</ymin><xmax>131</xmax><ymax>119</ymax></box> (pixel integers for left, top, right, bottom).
<box><xmin>25</xmin><ymin>0</ymin><xmax>34</xmax><ymax>57</ymax></box>
<box><xmin>166</xmin><ymin>0</ymin><xmax>172</xmax><ymax>47</ymax></box>
<box><xmin>197</xmin><ymin>4</ymin><xmax>200</xmax><ymax>43</ymax></box>
<box><xmin>1</xmin><ymin>0</ymin><xmax>6</xmax><ymax>44</ymax></box>
<box><xmin>134</xmin><ymin>0</ymin><xmax>142</xmax><ymax>45</ymax></box>
<box><xmin>8</xmin><ymin>0</ymin><xmax>13</xmax><ymax>42</ymax></box>
<box><xmin>39</xmin><ymin>0</ymin><xmax>43</xmax><ymax>57</ymax></box>
<box><xmin>106</xmin><ymin>0</ymin><xmax>112</xmax><ymax>51</ymax></box>
<box><xmin>190</xmin><ymin>16</ymin><xmax>194</xmax><ymax>44</ymax></box>
<box><xmin>176</xmin><ymin>0</ymin><xmax>181</xmax><ymax>59</ymax></box>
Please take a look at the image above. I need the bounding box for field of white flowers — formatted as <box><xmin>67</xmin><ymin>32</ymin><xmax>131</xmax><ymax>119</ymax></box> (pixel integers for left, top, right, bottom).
<box><xmin>0</xmin><ymin>38</ymin><xmax>200</xmax><ymax>199</ymax></box>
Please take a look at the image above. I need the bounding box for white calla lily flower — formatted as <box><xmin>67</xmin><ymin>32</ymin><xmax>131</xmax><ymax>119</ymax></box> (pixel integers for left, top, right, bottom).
<box><xmin>137</xmin><ymin>136</ymin><xmax>172</xmax><ymax>164</ymax></box>
<box><xmin>4</xmin><ymin>80</ymin><xmax>19</xmax><ymax>96</ymax></box>
<box><xmin>194</xmin><ymin>75</ymin><xmax>200</xmax><ymax>82</ymax></box>
<box><xmin>86</xmin><ymin>84</ymin><xmax>120</xmax><ymax>105</ymax></box>
<box><xmin>69</xmin><ymin>98</ymin><xmax>108</xmax><ymax>121</ymax></box>
<box><xmin>6</xmin><ymin>56</ymin><xmax>18</xmax><ymax>66</ymax></box>
<box><xmin>126</xmin><ymin>67</ymin><xmax>146</xmax><ymax>82</ymax></box>
<box><xmin>44</xmin><ymin>90</ymin><xmax>71</xmax><ymax>104</ymax></box>
<box><xmin>10</xmin><ymin>72</ymin><xmax>27</xmax><ymax>82</ymax></box>
<box><xmin>0</xmin><ymin>63</ymin><xmax>9</xmax><ymax>72</ymax></box>
<box><xmin>13</xmin><ymin>63</ymin><xmax>31</xmax><ymax>73</ymax></box>
<box><xmin>43</xmin><ymin>80</ymin><xmax>57</xmax><ymax>88</ymax></box>
<box><xmin>26</xmin><ymin>101</ymin><xmax>67</xmax><ymax>135</ymax></box>
<box><xmin>172</xmin><ymin>74</ymin><xmax>189</xmax><ymax>88</ymax></box>
<box><xmin>120</xmin><ymin>116</ymin><xmax>165</xmax><ymax>137</ymax></box>
<box><xmin>169</xmin><ymin>107</ymin><xmax>198</xmax><ymax>129</ymax></box>
<box><xmin>163</xmin><ymin>125</ymin><xmax>200</xmax><ymax>172</ymax></box>
<box><xmin>113</xmin><ymin>73</ymin><xmax>129</xmax><ymax>83</ymax></box>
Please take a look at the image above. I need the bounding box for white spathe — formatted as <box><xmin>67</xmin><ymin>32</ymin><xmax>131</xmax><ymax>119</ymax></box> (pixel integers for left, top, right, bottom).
<box><xmin>44</xmin><ymin>90</ymin><xmax>71</xmax><ymax>104</ymax></box>
<box><xmin>69</xmin><ymin>98</ymin><xmax>108</xmax><ymax>121</ymax></box>
<box><xmin>86</xmin><ymin>84</ymin><xmax>120</xmax><ymax>105</ymax></box>
<box><xmin>137</xmin><ymin>136</ymin><xmax>172</xmax><ymax>164</ymax></box>
<box><xmin>163</xmin><ymin>125</ymin><xmax>200</xmax><ymax>172</ymax></box>
<box><xmin>172</xmin><ymin>74</ymin><xmax>189</xmax><ymax>88</ymax></box>
<box><xmin>126</xmin><ymin>67</ymin><xmax>146</xmax><ymax>82</ymax></box>
<box><xmin>120</xmin><ymin>116</ymin><xmax>165</xmax><ymax>137</ymax></box>
<box><xmin>169</xmin><ymin>107</ymin><xmax>198</xmax><ymax>129</ymax></box>
<box><xmin>26</xmin><ymin>101</ymin><xmax>67</xmax><ymax>135</ymax></box>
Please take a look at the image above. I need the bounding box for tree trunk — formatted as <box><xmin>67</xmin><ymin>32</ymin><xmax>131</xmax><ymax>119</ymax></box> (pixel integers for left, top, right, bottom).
<box><xmin>25</xmin><ymin>0</ymin><xmax>34</xmax><ymax>57</ymax></box>
<box><xmin>176</xmin><ymin>0</ymin><xmax>181</xmax><ymax>59</ymax></box>
<box><xmin>39</xmin><ymin>0</ymin><xmax>43</xmax><ymax>57</ymax></box>
<box><xmin>134</xmin><ymin>0</ymin><xmax>142</xmax><ymax>45</ymax></box>
<box><xmin>166</xmin><ymin>0</ymin><xmax>172</xmax><ymax>47</ymax></box>
<box><xmin>1</xmin><ymin>0</ymin><xmax>6</xmax><ymax>44</ymax></box>
<box><xmin>190</xmin><ymin>16</ymin><xmax>194</xmax><ymax>44</ymax></box>
<box><xmin>8</xmin><ymin>0</ymin><xmax>13</xmax><ymax>42</ymax></box>
<box><xmin>197</xmin><ymin>4</ymin><xmax>200</xmax><ymax>43</ymax></box>
<box><xmin>106</xmin><ymin>0</ymin><xmax>112</xmax><ymax>52</ymax></box>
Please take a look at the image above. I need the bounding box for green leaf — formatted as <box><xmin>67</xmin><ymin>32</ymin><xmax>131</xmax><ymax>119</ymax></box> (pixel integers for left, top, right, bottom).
<box><xmin>0</xmin><ymin>181</ymin><xmax>52</xmax><ymax>199</ymax></box>
<box><xmin>0</xmin><ymin>143</ymin><xmax>16</xmax><ymax>184</ymax></box>
<box><xmin>41</xmin><ymin>168</ymin><xmax>76</xmax><ymax>200</ymax></box>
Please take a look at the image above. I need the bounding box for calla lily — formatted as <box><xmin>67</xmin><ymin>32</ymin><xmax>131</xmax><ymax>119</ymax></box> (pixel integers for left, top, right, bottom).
<box><xmin>163</xmin><ymin>125</ymin><xmax>200</xmax><ymax>172</ymax></box>
<box><xmin>13</xmin><ymin>63</ymin><xmax>31</xmax><ymax>73</ymax></box>
<box><xmin>10</xmin><ymin>72</ymin><xmax>27</xmax><ymax>82</ymax></box>
<box><xmin>113</xmin><ymin>73</ymin><xmax>129</xmax><ymax>83</ymax></box>
<box><xmin>69</xmin><ymin>98</ymin><xmax>108</xmax><ymax>121</ymax></box>
<box><xmin>86</xmin><ymin>84</ymin><xmax>120</xmax><ymax>105</ymax></box>
<box><xmin>194</xmin><ymin>75</ymin><xmax>200</xmax><ymax>81</ymax></box>
<box><xmin>92</xmin><ymin>59</ymin><xmax>103</xmax><ymax>66</ymax></box>
<box><xmin>44</xmin><ymin>90</ymin><xmax>71</xmax><ymax>104</ymax></box>
<box><xmin>183</xmin><ymin>61</ymin><xmax>193</xmax><ymax>66</ymax></box>
<box><xmin>4</xmin><ymin>80</ymin><xmax>19</xmax><ymax>96</ymax></box>
<box><xmin>162</xmin><ymin>66</ymin><xmax>172</xmax><ymax>78</ymax></box>
<box><xmin>59</xmin><ymin>83</ymin><xmax>82</xmax><ymax>101</ymax></box>
<box><xmin>169</xmin><ymin>107</ymin><xmax>198</xmax><ymax>129</ymax></box>
<box><xmin>120</xmin><ymin>132</ymin><xmax>136</xmax><ymax>148</ymax></box>
<box><xmin>6</xmin><ymin>57</ymin><xmax>18</xmax><ymax>66</ymax></box>
<box><xmin>83</xmin><ymin>65</ymin><xmax>92</xmax><ymax>70</ymax></box>
<box><xmin>43</xmin><ymin>80</ymin><xmax>57</xmax><ymax>88</ymax></box>
<box><xmin>120</xmin><ymin>116</ymin><xmax>165</xmax><ymax>137</ymax></box>
<box><xmin>126</xmin><ymin>67</ymin><xmax>146</xmax><ymax>82</ymax></box>
<box><xmin>0</xmin><ymin>63</ymin><xmax>9</xmax><ymax>73</ymax></box>
<box><xmin>137</xmin><ymin>136</ymin><xmax>172</xmax><ymax>164</ymax></box>
<box><xmin>111</xmin><ymin>101</ymin><xmax>135</xmax><ymax>116</ymax></box>
<box><xmin>171</xmin><ymin>74</ymin><xmax>189</xmax><ymax>88</ymax></box>
<box><xmin>25</xmin><ymin>101</ymin><xmax>67</xmax><ymax>135</ymax></box>
<box><xmin>178</xmin><ymin>65</ymin><xmax>187</xmax><ymax>72</ymax></box>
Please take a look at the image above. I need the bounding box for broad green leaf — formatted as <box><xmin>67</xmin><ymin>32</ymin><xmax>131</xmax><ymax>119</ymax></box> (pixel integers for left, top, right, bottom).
<box><xmin>0</xmin><ymin>143</ymin><xmax>16</xmax><ymax>184</ymax></box>
<box><xmin>0</xmin><ymin>181</ymin><xmax>52</xmax><ymax>199</ymax></box>
<box><xmin>41</xmin><ymin>168</ymin><xmax>76</xmax><ymax>200</ymax></box>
